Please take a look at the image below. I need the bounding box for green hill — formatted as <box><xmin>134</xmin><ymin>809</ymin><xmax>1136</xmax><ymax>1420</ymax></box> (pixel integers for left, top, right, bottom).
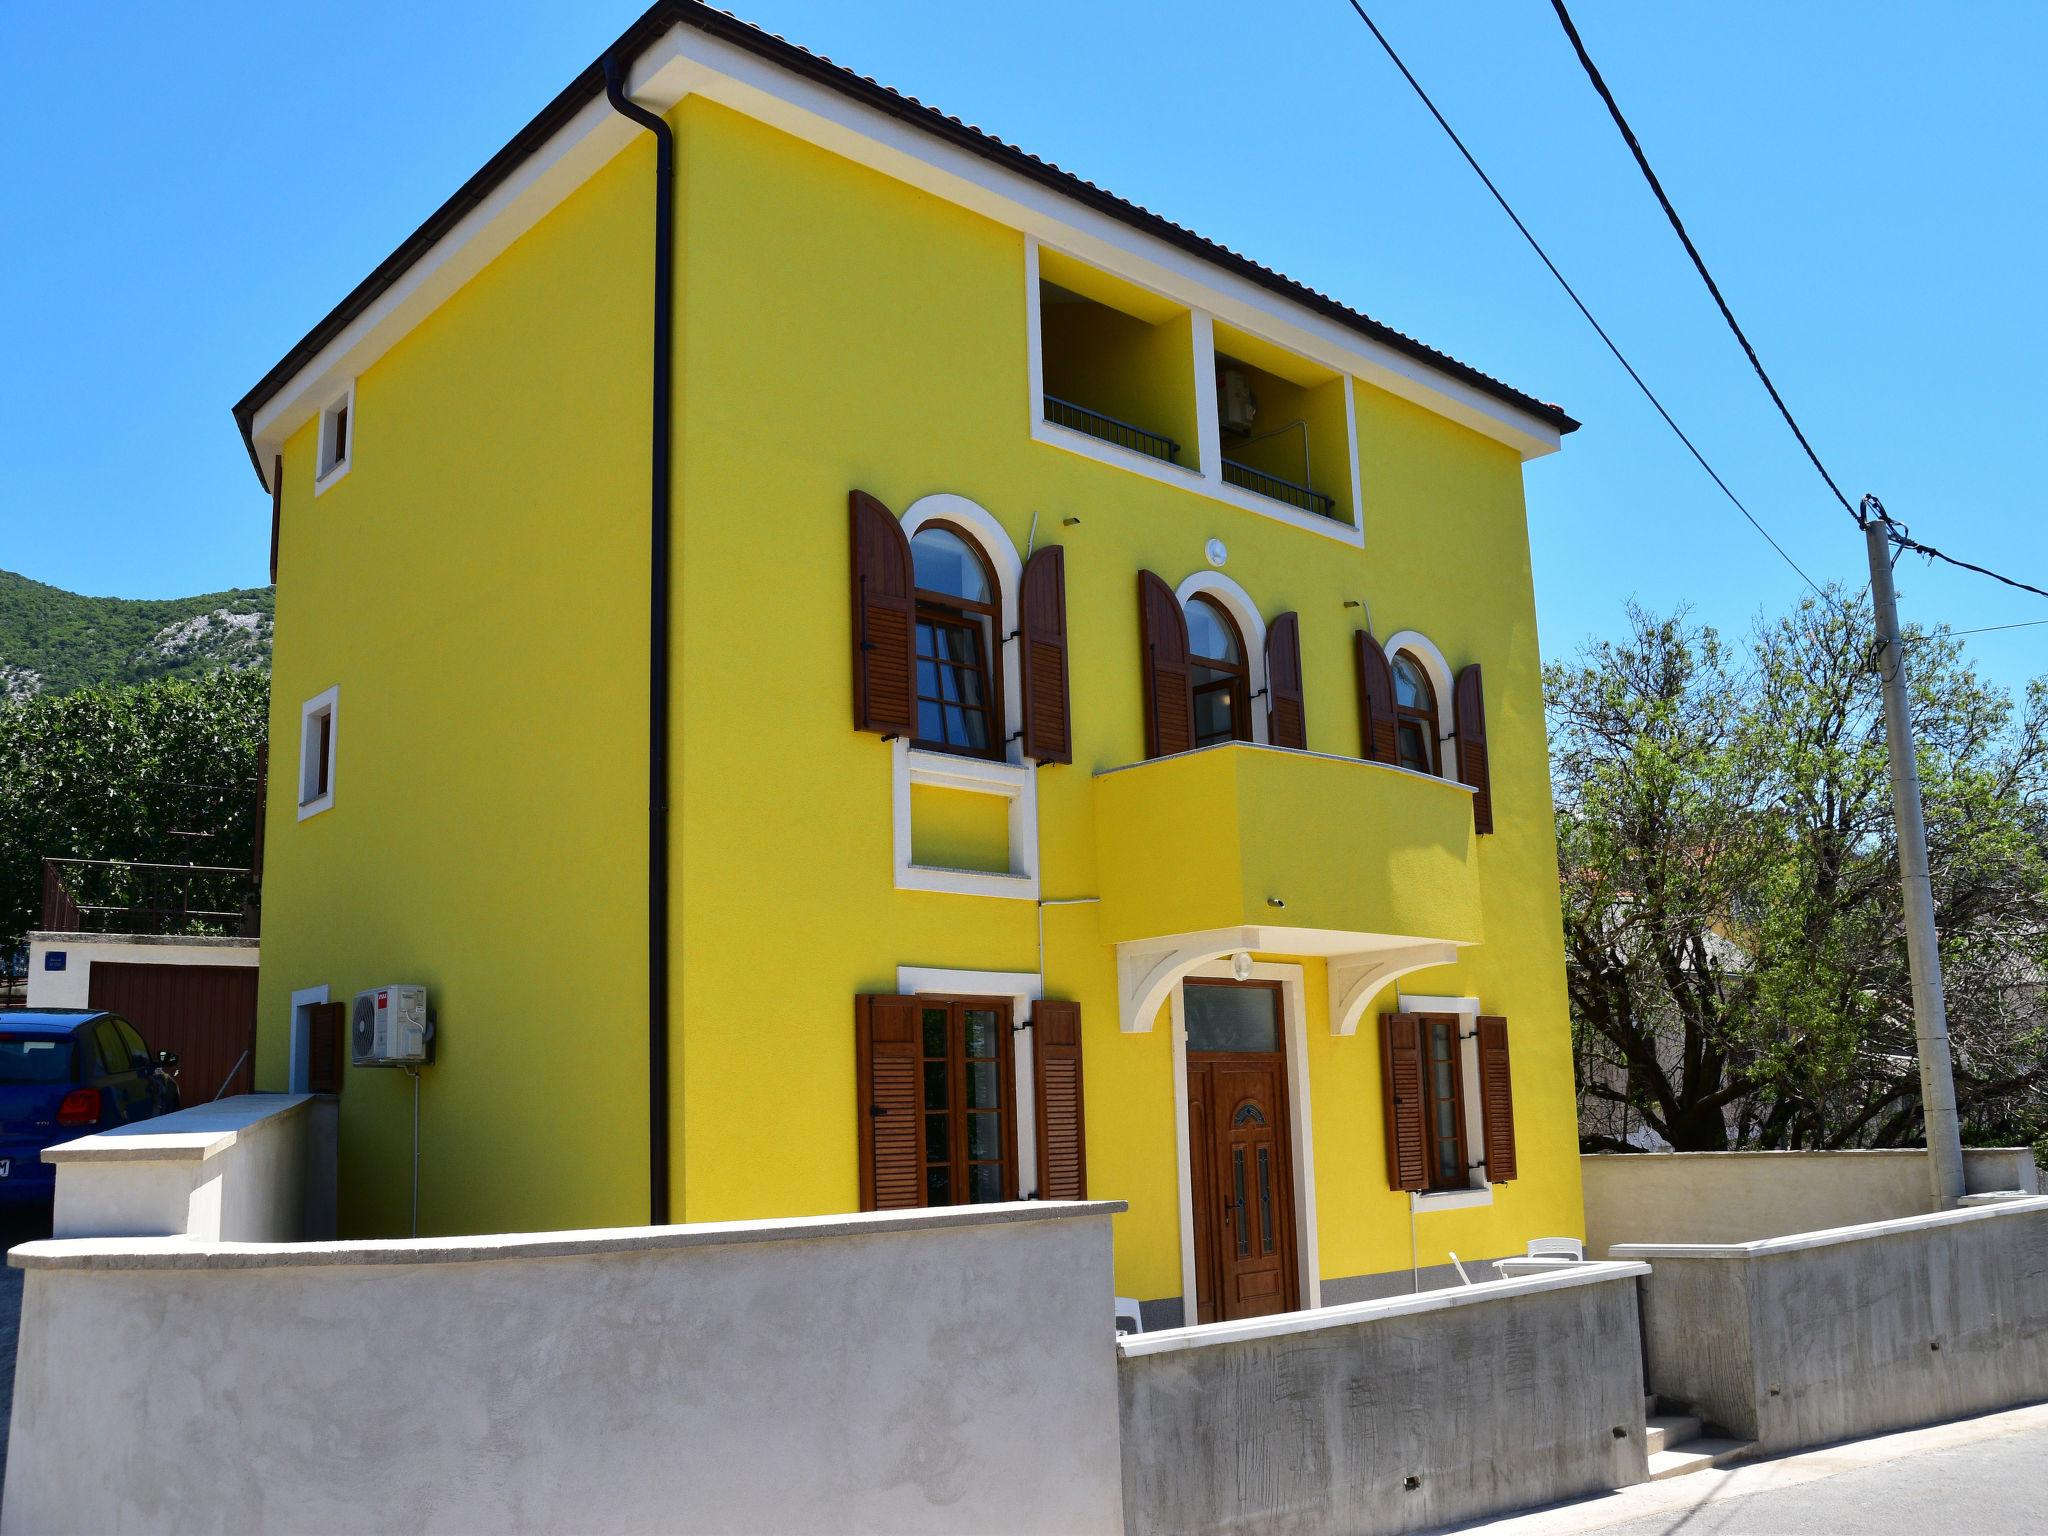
<box><xmin>0</xmin><ymin>569</ymin><xmax>273</xmax><ymax>699</ymax></box>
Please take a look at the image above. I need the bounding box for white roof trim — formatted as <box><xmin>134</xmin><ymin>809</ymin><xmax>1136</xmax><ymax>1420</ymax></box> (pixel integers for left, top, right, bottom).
<box><xmin>249</xmin><ymin>24</ymin><xmax>1564</xmax><ymax>486</ymax></box>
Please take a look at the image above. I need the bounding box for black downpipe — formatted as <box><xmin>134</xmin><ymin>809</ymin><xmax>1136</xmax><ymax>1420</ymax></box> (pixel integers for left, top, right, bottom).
<box><xmin>604</xmin><ymin>53</ymin><xmax>676</xmax><ymax>1226</ymax></box>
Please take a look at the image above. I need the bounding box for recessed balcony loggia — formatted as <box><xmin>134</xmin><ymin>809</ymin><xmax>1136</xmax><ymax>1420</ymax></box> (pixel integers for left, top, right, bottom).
<box><xmin>1092</xmin><ymin>742</ymin><xmax>1483</xmax><ymax>1033</ymax></box>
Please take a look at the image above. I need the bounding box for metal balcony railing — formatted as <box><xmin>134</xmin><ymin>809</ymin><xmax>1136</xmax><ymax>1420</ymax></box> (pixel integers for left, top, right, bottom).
<box><xmin>40</xmin><ymin>859</ymin><xmax>260</xmax><ymax>939</ymax></box>
<box><xmin>1042</xmin><ymin>396</ymin><xmax>1181</xmax><ymax>464</ymax></box>
<box><xmin>1221</xmin><ymin>458</ymin><xmax>1338</xmax><ymax>519</ymax></box>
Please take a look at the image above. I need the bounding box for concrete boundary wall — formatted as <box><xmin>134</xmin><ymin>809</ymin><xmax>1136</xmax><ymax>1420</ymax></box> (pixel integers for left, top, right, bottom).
<box><xmin>1117</xmin><ymin>1264</ymin><xmax>1652</xmax><ymax>1536</ymax></box>
<box><xmin>46</xmin><ymin>1093</ymin><xmax>324</xmax><ymax>1243</ymax></box>
<box><xmin>1616</xmin><ymin>1197</ymin><xmax>2048</xmax><ymax>1453</ymax></box>
<box><xmin>1582</xmin><ymin>1148</ymin><xmax>2038</xmax><ymax>1256</ymax></box>
<box><xmin>2</xmin><ymin>1202</ymin><xmax>1127</xmax><ymax>1535</ymax></box>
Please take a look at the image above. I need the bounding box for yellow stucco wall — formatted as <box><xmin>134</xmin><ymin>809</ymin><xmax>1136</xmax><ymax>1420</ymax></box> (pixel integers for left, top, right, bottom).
<box><xmin>254</xmin><ymin>95</ymin><xmax>1583</xmax><ymax>1304</ymax></box>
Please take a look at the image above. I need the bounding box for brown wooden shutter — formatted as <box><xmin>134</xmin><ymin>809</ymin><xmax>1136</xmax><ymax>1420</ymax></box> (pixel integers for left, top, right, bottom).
<box><xmin>307</xmin><ymin>1001</ymin><xmax>347</xmax><ymax>1094</ymax></box>
<box><xmin>267</xmin><ymin>455</ymin><xmax>284</xmax><ymax>583</ymax></box>
<box><xmin>1018</xmin><ymin>545</ymin><xmax>1073</xmax><ymax>764</ymax></box>
<box><xmin>1379</xmin><ymin>1013</ymin><xmax>1427</xmax><ymax>1192</ymax></box>
<box><xmin>1476</xmin><ymin>1015</ymin><xmax>1517</xmax><ymax>1183</ymax></box>
<box><xmin>1453</xmin><ymin>664</ymin><xmax>1493</xmax><ymax>833</ymax></box>
<box><xmin>1033</xmin><ymin>1000</ymin><xmax>1087</xmax><ymax>1200</ymax></box>
<box><xmin>855</xmin><ymin>994</ymin><xmax>925</xmax><ymax>1210</ymax></box>
<box><xmin>1264</xmin><ymin>611</ymin><xmax>1307</xmax><ymax>750</ymax></box>
<box><xmin>1138</xmin><ymin>570</ymin><xmax>1194</xmax><ymax>758</ymax></box>
<box><xmin>849</xmin><ymin>491</ymin><xmax>917</xmax><ymax>737</ymax></box>
<box><xmin>1354</xmin><ymin>630</ymin><xmax>1399</xmax><ymax>765</ymax></box>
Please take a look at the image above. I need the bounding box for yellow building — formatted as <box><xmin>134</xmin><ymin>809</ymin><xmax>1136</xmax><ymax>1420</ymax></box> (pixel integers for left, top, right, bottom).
<box><xmin>235</xmin><ymin>2</ymin><xmax>1583</xmax><ymax>1325</ymax></box>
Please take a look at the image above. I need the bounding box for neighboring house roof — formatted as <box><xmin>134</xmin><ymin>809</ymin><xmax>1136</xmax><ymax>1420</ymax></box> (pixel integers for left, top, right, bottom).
<box><xmin>232</xmin><ymin>0</ymin><xmax>1579</xmax><ymax>485</ymax></box>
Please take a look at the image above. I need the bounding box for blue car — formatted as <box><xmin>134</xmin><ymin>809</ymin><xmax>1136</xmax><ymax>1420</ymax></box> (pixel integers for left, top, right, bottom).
<box><xmin>0</xmin><ymin>1010</ymin><xmax>182</xmax><ymax>1204</ymax></box>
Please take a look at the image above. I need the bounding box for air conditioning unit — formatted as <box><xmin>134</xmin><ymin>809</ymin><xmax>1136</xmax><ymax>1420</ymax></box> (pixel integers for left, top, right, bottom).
<box><xmin>351</xmin><ymin>985</ymin><xmax>432</xmax><ymax>1066</ymax></box>
<box><xmin>1219</xmin><ymin>368</ymin><xmax>1258</xmax><ymax>433</ymax></box>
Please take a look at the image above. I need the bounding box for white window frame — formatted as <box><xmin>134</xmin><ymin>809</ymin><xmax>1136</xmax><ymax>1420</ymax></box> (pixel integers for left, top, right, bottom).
<box><xmin>1382</xmin><ymin>630</ymin><xmax>1456</xmax><ymax>777</ymax></box>
<box><xmin>1174</xmin><ymin>570</ymin><xmax>1270</xmax><ymax>747</ymax></box>
<box><xmin>297</xmin><ymin>685</ymin><xmax>339</xmax><ymax>820</ymax></box>
<box><xmin>897</xmin><ymin>966</ymin><xmax>1044</xmax><ymax>1196</ymax></box>
<box><xmin>1400</xmin><ymin>991</ymin><xmax>1493</xmax><ymax>1211</ymax></box>
<box><xmin>313</xmin><ymin>381</ymin><xmax>355</xmax><ymax>492</ymax></box>
<box><xmin>1025</xmin><ymin>238</ymin><xmax>1366</xmax><ymax>548</ymax></box>
<box><xmin>287</xmin><ymin>984</ymin><xmax>330</xmax><ymax>1093</ymax></box>
<box><xmin>888</xmin><ymin>494</ymin><xmax>1040</xmax><ymax>901</ymax></box>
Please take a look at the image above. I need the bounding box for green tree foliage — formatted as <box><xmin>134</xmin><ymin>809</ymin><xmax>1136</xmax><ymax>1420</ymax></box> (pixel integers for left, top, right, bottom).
<box><xmin>1552</xmin><ymin>592</ymin><xmax>2048</xmax><ymax>1152</ymax></box>
<box><xmin>0</xmin><ymin>671</ymin><xmax>269</xmax><ymax>952</ymax></box>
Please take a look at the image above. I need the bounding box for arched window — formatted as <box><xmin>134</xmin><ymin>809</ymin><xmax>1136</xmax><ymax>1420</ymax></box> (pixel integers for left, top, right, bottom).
<box><xmin>911</xmin><ymin>523</ymin><xmax>1002</xmax><ymax>758</ymax></box>
<box><xmin>1187</xmin><ymin>594</ymin><xmax>1251</xmax><ymax>748</ymax></box>
<box><xmin>1391</xmin><ymin>651</ymin><xmax>1439</xmax><ymax>775</ymax></box>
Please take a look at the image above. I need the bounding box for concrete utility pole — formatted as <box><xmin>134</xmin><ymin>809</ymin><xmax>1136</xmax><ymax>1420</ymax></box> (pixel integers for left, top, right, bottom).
<box><xmin>1862</xmin><ymin>496</ymin><xmax>1967</xmax><ymax>1211</ymax></box>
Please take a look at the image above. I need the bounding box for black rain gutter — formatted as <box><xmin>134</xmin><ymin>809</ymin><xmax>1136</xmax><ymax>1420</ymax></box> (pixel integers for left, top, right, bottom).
<box><xmin>230</xmin><ymin>3</ymin><xmax>1574</xmax><ymax>489</ymax></box>
<box><xmin>603</xmin><ymin>52</ymin><xmax>677</xmax><ymax>1228</ymax></box>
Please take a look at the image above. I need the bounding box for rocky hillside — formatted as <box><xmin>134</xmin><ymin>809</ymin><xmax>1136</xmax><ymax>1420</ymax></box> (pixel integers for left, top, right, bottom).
<box><xmin>0</xmin><ymin>569</ymin><xmax>273</xmax><ymax>698</ymax></box>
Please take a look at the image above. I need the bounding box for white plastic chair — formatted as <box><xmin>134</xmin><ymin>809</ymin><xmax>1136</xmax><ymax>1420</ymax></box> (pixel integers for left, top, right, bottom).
<box><xmin>1447</xmin><ymin>1251</ymin><xmax>1476</xmax><ymax>1287</ymax></box>
<box><xmin>1526</xmin><ymin>1237</ymin><xmax>1584</xmax><ymax>1262</ymax></box>
<box><xmin>1114</xmin><ymin>1296</ymin><xmax>1144</xmax><ymax>1337</ymax></box>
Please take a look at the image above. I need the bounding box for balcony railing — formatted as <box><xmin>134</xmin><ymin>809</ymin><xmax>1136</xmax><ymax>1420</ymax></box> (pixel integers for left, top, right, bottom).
<box><xmin>40</xmin><ymin>859</ymin><xmax>260</xmax><ymax>939</ymax></box>
<box><xmin>1043</xmin><ymin>395</ymin><xmax>1181</xmax><ymax>464</ymax></box>
<box><xmin>1221</xmin><ymin>458</ymin><xmax>1337</xmax><ymax>519</ymax></box>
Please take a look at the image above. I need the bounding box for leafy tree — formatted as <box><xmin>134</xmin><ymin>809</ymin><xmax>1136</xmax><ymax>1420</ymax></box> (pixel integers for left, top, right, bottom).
<box><xmin>1553</xmin><ymin>592</ymin><xmax>2048</xmax><ymax>1152</ymax></box>
<box><xmin>0</xmin><ymin>671</ymin><xmax>268</xmax><ymax>953</ymax></box>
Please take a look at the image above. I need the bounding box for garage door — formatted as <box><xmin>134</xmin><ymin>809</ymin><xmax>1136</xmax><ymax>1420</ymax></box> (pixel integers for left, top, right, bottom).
<box><xmin>88</xmin><ymin>962</ymin><xmax>258</xmax><ymax>1103</ymax></box>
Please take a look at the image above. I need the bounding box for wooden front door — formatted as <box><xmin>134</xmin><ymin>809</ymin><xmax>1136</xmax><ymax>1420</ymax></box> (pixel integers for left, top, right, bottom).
<box><xmin>88</xmin><ymin>961</ymin><xmax>257</xmax><ymax>1103</ymax></box>
<box><xmin>1185</xmin><ymin>979</ymin><xmax>1299</xmax><ymax>1323</ymax></box>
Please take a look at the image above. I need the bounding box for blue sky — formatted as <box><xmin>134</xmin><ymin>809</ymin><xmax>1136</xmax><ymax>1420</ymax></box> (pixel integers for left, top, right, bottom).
<box><xmin>3</xmin><ymin>1</ymin><xmax>2042</xmax><ymax>693</ymax></box>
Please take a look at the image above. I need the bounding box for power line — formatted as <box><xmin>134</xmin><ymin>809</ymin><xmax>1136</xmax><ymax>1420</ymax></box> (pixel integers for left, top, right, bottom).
<box><xmin>1949</xmin><ymin>617</ymin><xmax>2048</xmax><ymax>637</ymax></box>
<box><xmin>1547</xmin><ymin>0</ymin><xmax>2048</xmax><ymax>606</ymax></box>
<box><xmin>1337</xmin><ymin>0</ymin><xmax>1831</xmax><ymax>604</ymax></box>
<box><xmin>1548</xmin><ymin>0</ymin><xmax>1858</xmax><ymax>525</ymax></box>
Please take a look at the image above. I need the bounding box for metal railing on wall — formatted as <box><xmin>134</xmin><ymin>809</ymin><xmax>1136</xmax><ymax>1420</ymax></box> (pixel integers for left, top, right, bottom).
<box><xmin>40</xmin><ymin>859</ymin><xmax>260</xmax><ymax>939</ymax></box>
<box><xmin>1221</xmin><ymin>458</ymin><xmax>1337</xmax><ymax>519</ymax></box>
<box><xmin>1042</xmin><ymin>396</ymin><xmax>1181</xmax><ymax>464</ymax></box>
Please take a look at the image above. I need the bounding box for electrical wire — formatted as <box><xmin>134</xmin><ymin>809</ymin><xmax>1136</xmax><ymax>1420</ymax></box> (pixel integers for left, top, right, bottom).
<box><xmin>1337</xmin><ymin>0</ymin><xmax>1832</xmax><ymax>604</ymax></box>
<box><xmin>1546</xmin><ymin>1</ymin><xmax>2048</xmax><ymax>605</ymax></box>
<box><xmin>1548</xmin><ymin>0</ymin><xmax>1857</xmax><ymax>524</ymax></box>
<box><xmin>1949</xmin><ymin>618</ymin><xmax>2048</xmax><ymax>637</ymax></box>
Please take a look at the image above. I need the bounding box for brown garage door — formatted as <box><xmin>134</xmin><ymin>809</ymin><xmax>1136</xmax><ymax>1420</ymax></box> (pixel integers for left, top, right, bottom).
<box><xmin>88</xmin><ymin>962</ymin><xmax>258</xmax><ymax>1103</ymax></box>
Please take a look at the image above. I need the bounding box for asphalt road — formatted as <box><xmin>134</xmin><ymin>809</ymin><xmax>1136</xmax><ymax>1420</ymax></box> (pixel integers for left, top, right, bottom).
<box><xmin>1468</xmin><ymin>1401</ymin><xmax>2048</xmax><ymax>1536</ymax></box>
<box><xmin>0</xmin><ymin>1205</ymin><xmax>51</xmax><ymax>1495</ymax></box>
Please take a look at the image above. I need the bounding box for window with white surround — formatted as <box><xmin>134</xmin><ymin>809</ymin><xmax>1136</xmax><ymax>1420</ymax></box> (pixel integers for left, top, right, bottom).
<box><xmin>314</xmin><ymin>384</ymin><xmax>354</xmax><ymax>489</ymax></box>
<box><xmin>1398</xmin><ymin>992</ymin><xmax>1494</xmax><ymax>1210</ymax></box>
<box><xmin>298</xmin><ymin>686</ymin><xmax>338</xmax><ymax>819</ymax></box>
<box><xmin>1025</xmin><ymin>238</ymin><xmax>1365</xmax><ymax>546</ymax></box>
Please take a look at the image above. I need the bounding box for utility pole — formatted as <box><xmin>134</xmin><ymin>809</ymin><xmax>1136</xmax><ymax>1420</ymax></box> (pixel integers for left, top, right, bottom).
<box><xmin>1862</xmin><ymin>494</ymin><xmax>1967</xmax><ymax>1210</ymax></box>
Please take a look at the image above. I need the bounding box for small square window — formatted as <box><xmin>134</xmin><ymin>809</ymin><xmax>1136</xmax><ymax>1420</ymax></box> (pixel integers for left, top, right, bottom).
<box><xmin>315</xmin><ymin>385</ymin><xmax>354</xmax><ymax>489</ymax></box>
<box><xmin>298</xmin><ymin>686</ymin><xmax>338</xmax><ymax>819</ymax></box>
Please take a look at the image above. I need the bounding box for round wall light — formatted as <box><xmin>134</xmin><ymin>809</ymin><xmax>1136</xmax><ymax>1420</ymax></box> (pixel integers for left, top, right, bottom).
<box><xmin>1205</xmin><ymin>538</ymin><xmax>1228</xmax><ymax>568</ymax></box>
<box><xmin>1231</xmin><ymin>950</ymin><xmax>1256</xmax><ymax>981</ymax></box>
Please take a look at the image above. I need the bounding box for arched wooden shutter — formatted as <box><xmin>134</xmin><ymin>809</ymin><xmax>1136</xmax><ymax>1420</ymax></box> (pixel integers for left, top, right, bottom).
<box><xmin>855</xmin><ymin>994</ymin><xmax>925</xmax><ymax>1209</ymax></box>
<box><xmin>1033</xmin><ymin>1000</ymin><xmax>1087</xmax><ymax>1200</ymax></box>
<box><xmin>1354</xmin><ymin>630</ymin><xmax>1399</xmax><ymax>765</ymax></box>
<box><xmin>1138</xmin><ymin>570</ymin><xmax>1194</xmax><ymax>758</ymax></box>
<box><xmin>1264</xmin><ymin>611</ymin><xmax>1306</xmax><ymax>750</ymax></box>
<box><xmin>849</xmin><ymin>491</ymin><xmax>917</xmax><ymax>737</ymax></box>
<box><xmin>1453</xmin><ymin>664</ymin><xmax>1493</xmax><ymax>833</ymax></box>
<box><xmin>1476</xmin><ymin>1015</ymin><xmax>1517</xmax><ymax>1183</ymax></box>
<box><xmin>1379</xmin><ymin>1013</ymin><xmax>1427</xmax><ymax>1192</ymax></box>
<box><xmin>1019</xmin><ymin>545</ymin><xmax>1072</xmax><ymax>764</ymax></box>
